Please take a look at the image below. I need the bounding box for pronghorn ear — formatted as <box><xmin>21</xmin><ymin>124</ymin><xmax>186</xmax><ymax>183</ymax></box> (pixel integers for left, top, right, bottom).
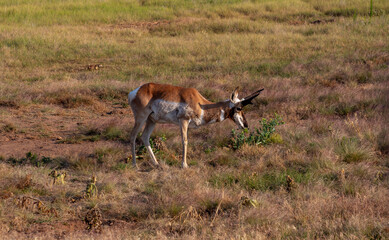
<box><xmin>241</xmin><ymin>88</ymin><xmax>264</xmax><ymax>107</ymax></box>
<box><xmin>230</xmin><ymin>87</ymin><xmax>240</xmax><ymax>103</ymax></box>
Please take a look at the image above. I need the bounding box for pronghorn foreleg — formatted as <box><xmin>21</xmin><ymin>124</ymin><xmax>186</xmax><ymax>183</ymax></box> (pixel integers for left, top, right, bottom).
<box><xmin>141</xmin><ymin>118</ymin><xmax>159</xmax><ymax>167</ymax></box>
<box><xmin>179</xmin><ymin>119</ymin><xmax>189</xmax><ymax>169</ymax></box>
<box><xmin>129</xmin><ymin>114</ymin><xmax>148</xmax><ymax>168</ymax></box>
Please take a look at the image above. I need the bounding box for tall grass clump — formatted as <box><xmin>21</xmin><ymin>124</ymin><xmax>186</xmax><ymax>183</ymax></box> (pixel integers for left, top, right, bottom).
<box><xmin>229</xmin><ymin>114</ymin><xmax>284</xmax><ymax>150</ymax></box>
<box><xmin>335</xmin><ymin>137</ymin><xmax>373</xmax><ymax>163</ymax></box>
<box><xmin>377</xmin><ymin>128</ymin><xmax>389</xmax><ymax>155</ymax></box>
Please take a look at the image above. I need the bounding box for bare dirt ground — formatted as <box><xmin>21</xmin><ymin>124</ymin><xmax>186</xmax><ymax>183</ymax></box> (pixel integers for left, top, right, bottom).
<box><xmin>0</xmin><ymin>104</ymin><xmax>132</xmax><ymax>158</ymax></box>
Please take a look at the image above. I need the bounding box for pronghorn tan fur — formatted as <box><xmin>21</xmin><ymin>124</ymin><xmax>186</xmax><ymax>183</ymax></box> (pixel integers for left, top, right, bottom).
<box><xmin>128</xmin><ymin>83</ymin><xmax>264</xmax><ymax>168</ymax></box>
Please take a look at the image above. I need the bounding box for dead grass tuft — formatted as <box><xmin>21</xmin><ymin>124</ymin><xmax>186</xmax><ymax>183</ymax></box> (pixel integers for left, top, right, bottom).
<box><xmin>14</xmin><ymin>196</ymin><xmax>58</xmax><ymax>216</ymax></box>
<box><xmin>16</xmin><ymin>174</ymin><xmax>33</xmax><ymax>190</ymax></box>
<box><xmin>1</xmin><ymin>122</ymin><xmax>16</xmax><ymax>133</ymax></box>
<box><xmin>0</xmin><ymin>190</ymin><xmax>14</xmax><ymax>200</ymax></box>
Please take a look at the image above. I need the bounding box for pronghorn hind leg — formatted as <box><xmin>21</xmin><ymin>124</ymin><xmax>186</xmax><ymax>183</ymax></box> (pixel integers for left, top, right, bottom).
<box><xmin>179</xmin><ymin>119</ymin><xmax>189</xmax><ymax>169</ymax></box>
<box><xmin>141</xmin><ymin>118</ymin><xmax>159</xmax><ymax>167</ymax></box>
<box><xmin>129</xmin><ymin>115</ymin><xmax>148</xmax><ymax>169</ymax></box>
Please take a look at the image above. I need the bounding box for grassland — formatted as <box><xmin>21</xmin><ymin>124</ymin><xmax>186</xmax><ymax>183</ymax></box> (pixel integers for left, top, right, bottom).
<box><xmin>0</xmin><ymin>0</ymin><xmax>388</xmax><ymax>239</ymax></box>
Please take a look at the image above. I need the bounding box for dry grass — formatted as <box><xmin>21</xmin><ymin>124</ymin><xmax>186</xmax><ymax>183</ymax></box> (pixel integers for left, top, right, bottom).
<box><xmin>0</xmin><ymin>0</ymin><xmax>388</xmax><ymax>239</ymax></box>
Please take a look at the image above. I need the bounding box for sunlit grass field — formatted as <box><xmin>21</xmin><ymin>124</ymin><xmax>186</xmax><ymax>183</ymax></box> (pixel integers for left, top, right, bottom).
<box><xmin>0</xmin><ymin>0</ymin><xmax>388</xmax><ymax>239</ymax></box>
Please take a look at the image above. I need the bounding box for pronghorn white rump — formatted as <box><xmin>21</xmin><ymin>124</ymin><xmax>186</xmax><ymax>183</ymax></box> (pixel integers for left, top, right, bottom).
<box><xmin>128</xmin><ymin>83</ymin><xmax>264</xmax><ymax>169</ymax></box>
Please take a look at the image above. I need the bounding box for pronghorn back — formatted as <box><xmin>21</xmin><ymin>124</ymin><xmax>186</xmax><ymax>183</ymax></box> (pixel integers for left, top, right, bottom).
<box><xmin>128</xmin><ymin>83</ymin><xmax>210</xmax><ymax>126</ymax></box>
<box><xmin>129</xmin><ymin>83</ymin><xmax>210</xmax><ymax>107</ymax></box>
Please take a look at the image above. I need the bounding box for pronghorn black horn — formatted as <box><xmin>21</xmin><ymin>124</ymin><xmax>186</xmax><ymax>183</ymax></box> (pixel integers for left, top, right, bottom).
<box><xmin>241</xmin><ymin>88</ymin><xmax>264</xmax><ymax>107</ymax></box>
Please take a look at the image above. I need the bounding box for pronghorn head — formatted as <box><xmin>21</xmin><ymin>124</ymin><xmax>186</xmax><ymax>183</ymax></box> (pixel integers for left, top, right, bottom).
<box><xmin>228</xmin><ymin>87</ymin><xmax>264</xmax><ymax>129</ymax></box>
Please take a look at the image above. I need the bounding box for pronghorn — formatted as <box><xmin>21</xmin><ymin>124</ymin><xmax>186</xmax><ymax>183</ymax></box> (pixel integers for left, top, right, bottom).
<box><xmin>128</xmin><ymin>83</ymin><xmax>264</xmax><ymax>168</ymax></box>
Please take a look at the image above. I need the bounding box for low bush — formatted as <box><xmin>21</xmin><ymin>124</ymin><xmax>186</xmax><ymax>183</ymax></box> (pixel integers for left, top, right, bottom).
<box><xmin>229</xmin><ymin>114</ymin><xmax>284</xmax><ymax>150</ymax></box>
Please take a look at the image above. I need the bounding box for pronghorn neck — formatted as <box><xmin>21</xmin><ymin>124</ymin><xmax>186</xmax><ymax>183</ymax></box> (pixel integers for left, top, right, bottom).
<box><xmin>200</xmin><ymin>101</ymin><xmax>231</xmax><ymax>125</ymax></box>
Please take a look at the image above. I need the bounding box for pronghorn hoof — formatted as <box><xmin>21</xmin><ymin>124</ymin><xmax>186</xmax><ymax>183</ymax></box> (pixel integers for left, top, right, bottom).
<box><xmin>181</xmin><ymin>163</ymin><xmax>188</xmax><ymax>169</ymax></box>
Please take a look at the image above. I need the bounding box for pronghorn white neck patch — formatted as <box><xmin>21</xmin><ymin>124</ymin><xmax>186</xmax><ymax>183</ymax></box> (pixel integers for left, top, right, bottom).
<box><xmin>220</xmin><ymin>109</ymin><xmax>225</xmax><ymax>121</ymax></box>
<box><xmin>234</xmin><ymin>114</ymin><xmax>244</xmax><ymax>128</ymax></box>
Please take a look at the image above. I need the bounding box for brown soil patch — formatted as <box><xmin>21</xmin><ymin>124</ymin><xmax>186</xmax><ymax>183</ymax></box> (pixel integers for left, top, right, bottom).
<box><xmin>0</xmin><ymin>139</ymin><xmax>124</xmax><ymax>159</ymax></box>
<box><xmin>0</xmin><ymin>104</ymin><xmax>132</xmax><ymax>159</ymax></box>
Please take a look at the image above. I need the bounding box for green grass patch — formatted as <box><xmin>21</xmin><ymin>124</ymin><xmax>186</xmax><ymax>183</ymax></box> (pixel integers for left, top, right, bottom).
<box><xmin>248</xmin><ymin>61</ymin><xmax>291</xmax><ymax>77</ymax></box>
<box><xmin>102</xmin><ymin>126</ymin><xmax>123</xmax><ymax>141</ymax></box>
<box><xmin>320</xmin><ymin>100</ymin><xmax>377</xmax><ymax>118</ymax></box>
<box><xmin>208</xmin><ymin>154</ymin><xmax>239</xmax><ymax>167</ymax></box>
<box><xmin>3</xmin><ymin>152</ymin><xmax>56</xmax><ymax>167</ymax></box>
<box><xmin>210</xmin><ymin>168</ymin><xmax>313</xmax><ymax>191</ymax></box>
<box><xmin>111</xmin><ymin>163</ymin><xmax>129</xmax><ymax>172</ymax></box>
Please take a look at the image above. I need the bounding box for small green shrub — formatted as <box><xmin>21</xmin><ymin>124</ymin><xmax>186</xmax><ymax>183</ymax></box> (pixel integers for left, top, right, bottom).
<box><xmin>229</xmin><ymin>114</ymin><xmax>284</xmax><ymax>150</ymax></box>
